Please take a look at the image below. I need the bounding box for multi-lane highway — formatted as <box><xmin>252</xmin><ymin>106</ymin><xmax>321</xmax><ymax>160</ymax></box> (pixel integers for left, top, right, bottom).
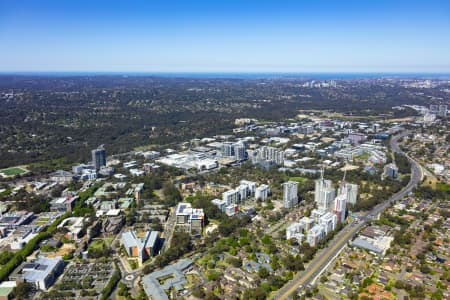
<box><xmin>271</xmin><ymin>132</ymin><xmax>423</xmax><ymax>300</ymax></box>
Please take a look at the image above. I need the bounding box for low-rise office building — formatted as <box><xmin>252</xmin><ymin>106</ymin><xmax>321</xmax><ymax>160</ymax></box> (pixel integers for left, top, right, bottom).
<box><xmin>175</xmin><ymin>203</ymin><xmax>205</xmax><ymax>235</ymax></box>
<box><xmin>384</xmin><ymin>163</ymin><xmax>399</xmax><ymax>179</ymax></box>
<box><xmin>11</xmin><ymin>256</ymin><xmax>65</xmax><ymax>291</ymax></box>
<box><xmin>122</xmin><ymin>230</ymin><xmax>159</xmax><ymax>263</ymax></box>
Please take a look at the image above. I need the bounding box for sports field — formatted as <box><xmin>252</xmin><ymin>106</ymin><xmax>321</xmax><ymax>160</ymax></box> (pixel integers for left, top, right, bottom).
<box><xmin>0</xmin><ymin>167</ymin><xmax>28</xmax><ymax>177</ymax></box>
<box><xmin>289</xmin><ymin>176</ymin><xmax>307</xmax><ymax>183</ymax></box>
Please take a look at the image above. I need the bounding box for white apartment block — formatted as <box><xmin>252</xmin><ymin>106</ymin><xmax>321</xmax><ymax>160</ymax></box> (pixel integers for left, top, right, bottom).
<box><xmin>299</xmin><ymin>216</ymin><xmax>314</xmax><ymax>231</ymax></box>
<box><xmin>319</xmin><ymin>212</ymin><xmax>337</xmax><ymax>235</ymax></box>
<box><xmin>282</xmin><ymin>181</ymin><xmax>299</xmax><ymax>209</ymax></box>
<box><xmin>307</xmin><ymin>224</ymin><xmax>326</xmax><ymax>247</ymax></box>
<box><xmin>237</xmin><ymin>184</ymin><xmax>250</xmax><ymax>201</ymax></box>
<box><xmin>338</xmin><ymin>182</ymin><xmax>358</xmax><ymax>205</ymax></box>
<box><xmin>240</xmin><ymin>180</ymin><xmax>257</xmax><ymax>194</ymax></box>
<box><xmin>334</xmin><ymin>194</ymin><xmax>347</xmax><ymax>223</ymax></box>
<box><xmin>257</xmin><ymin>146</ymin><xmax>285</xmax><ymax>165</ymax></box>
<box><xmin>311</xmin><ymin>208</ymin><xmax>327</xmax><ymax>223</ymax></box>
<box><xmin>255</xmin><ymin>184</ymin><xmax>270</xmax><ymax>201</ymax></box>
<box><xmin>222</xmin><ymin>189</ymin><xmax>240</xmax><ymax>205</ymax></box>
<box><xmin>233</xmin><ymin>142</ymin><xmax>246</xmax><ymax>160</ymax></box>
<box><xmin>286</xmin><ymin>223</ymin><xmax>305</xmax><ymax>243</ymax></box>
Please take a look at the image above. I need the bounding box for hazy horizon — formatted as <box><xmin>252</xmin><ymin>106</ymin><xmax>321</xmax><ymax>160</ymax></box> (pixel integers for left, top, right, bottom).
<box><xmin>1</xmin><ymin>71</ymin><xmax>450</xmax><ymax>80</ymax></box>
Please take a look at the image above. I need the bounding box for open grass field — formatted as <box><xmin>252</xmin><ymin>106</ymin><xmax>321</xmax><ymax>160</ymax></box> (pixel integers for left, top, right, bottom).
<box><xmin>104</xmin><ymin>236</ymin><xmax>114</xmax><ymax>245</ymax></box>
<box><xmin>289</xmin><ymin>177</ymin><xmax>307</xmax><ymax>183</ymax></box>
<box><xmin>0</xmin><ymin>166</ymin><xmax>28</xmax><ymax>177</ymax></box>
<box><xmin>89</xmin><ymin>237</ymin><xmax>115</xmax><ymax>250</ymax></box>
<box><xmin>436</xmin><ymin>182</ymin><xmax>450</xmax><ymax>192</ymax></box>
<box><xmin>89</xmin><ymin>240</ymin><xmax>106</xmax><ymax>250</ymax></box>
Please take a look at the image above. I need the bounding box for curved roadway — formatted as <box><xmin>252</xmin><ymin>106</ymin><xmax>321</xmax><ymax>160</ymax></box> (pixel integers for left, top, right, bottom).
<box><xmin>271</xmin><ymin>131</ymin><xmax>423</xmax><ymax>300</ymax></box>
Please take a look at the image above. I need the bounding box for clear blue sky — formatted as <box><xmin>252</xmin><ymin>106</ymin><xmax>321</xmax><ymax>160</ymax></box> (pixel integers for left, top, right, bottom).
<box><xmin>1</xmin><ymin>0</ymin><xmax>449</xmax><ymax>73</ymax></box>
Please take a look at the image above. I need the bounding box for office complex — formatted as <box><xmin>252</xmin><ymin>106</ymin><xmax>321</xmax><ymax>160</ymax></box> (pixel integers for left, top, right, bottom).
<box><xmin>221</xmin><ymin>142</ymin><xmax>247</xmax><ymax>161</ymax></box>
<box><xmin>233</xmin><ymin>142</ymin><xmax>246</xmax><ymax>160</ymax></box>
<box><xmin>91</xmin><ymin>146</ymin><xmax>106</xmax><ymax>170</ymax></box>
<box><xmin>142</xmin><ymin>259</ymin><xmax>193</xmax><ymax>300</ymax></box>
<box><xmin>17</xmin><ymin>257</ymin><xmax>65</xmax><ymax>290</ymax></box>
<box><xmin>175</xmin><ymin>203</ymin><xmax>205</xmax><ymax>235</ymax></box>
<box><xmin>122</xmin><ymin>230</ymin><xmax>159</xmax><ymax>263</ymax></box>
<box><xmin>384</xmin><ymin>163</ymin><xmax>399</xmax><ymax>179</ymax></box>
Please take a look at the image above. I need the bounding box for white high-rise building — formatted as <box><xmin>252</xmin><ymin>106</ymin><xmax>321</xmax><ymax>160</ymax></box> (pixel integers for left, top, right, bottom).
<box><xmin>221</xmin><ymin>142</ymin><xmax>234</xmax><ymax>157</ymax></box>
<box><xmin>255</xmin><ymin>184</ymin><xmax>270</xmax><ymax>201</ymax></box>
<box><xmin>233</xmin><ymin>142</ymin><xmax>246</xmax><ymax>160</ymax></box>
<box><xmin>430</xmin><ymin>104</ymin><xmax>439</xmax><ymax>113</ymax></box>
<box><xmin>274</xmin><ymin>151</ymin><xmax>284</xmax><ymax>165</ymax></box>
<box><xmin>237</xmin><ymin>184</ymin><xmax>250</xmax><ymax>201</ymax></box>
<box><xmin>334</xmin><ymin>194</ymin><xmax>347</xmax><ymax>223</ymax></box>
<box><xmin>315</xmin><ymin>178</ymin><xmax>335</xmax><ymax>211</ymax></box>
<box><xmin>424</xmin><ymin>113</ymin><xmax>436</xmax><ymax>123</ymax></box>
<box><xmin>338</xmin><ymin>183</ymin><xmax>359</xmax><ymax>205</ymax></box>
<box><xmin>257</xmin><ymin>146</ymin><xmax>284</xmax><ymax>166</ymax></box>
<box><xmin>282</xmin><ymin>181</ymin><xmax>299</xmax><ymax>209</ymax></box>
<box><xmin>92</xmin><ymin>146</ymin><xmax>106</xmax><ymax>170</ymax></box>
<box><xmin>240</xmin><ymin>180</ymin><xmax>257</xmax><ymax>194</ymax></box>
<box><xmin>267</xmin><ymin>146</ymin><xmax>277</xmax><ymax>161</ymax></box>
<box><xmin>438</xmin><ymin>105</ymin><xmax>447</xmax><ymax>117</ymax></box>
<box><xmin>431</xmin><ymin>104</ymin><xmax>448</xmax><ymax>117</ymax></box>
<box><xmin>322</xmin><ymin>189</ymin><xmax>336</xmax><ymax>211</ymax></box>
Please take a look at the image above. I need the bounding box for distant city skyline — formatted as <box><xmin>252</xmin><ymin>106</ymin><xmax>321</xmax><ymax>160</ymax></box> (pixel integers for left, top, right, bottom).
<box><xmin>1</xmin><ymin>0</ymin><xmax>449</xmax><ymax>73</ymax></box>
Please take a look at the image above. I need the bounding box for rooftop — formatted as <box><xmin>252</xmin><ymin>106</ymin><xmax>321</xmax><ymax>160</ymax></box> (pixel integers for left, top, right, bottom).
<box><xmin>142</xmin><ymin>259</ymin><xmax>193</xmax><ymax>300</ymax></box>
<box><xmin>22</xmin><ymin>256</ymin><xmax>63</xmax><ymax>282</ymax></box>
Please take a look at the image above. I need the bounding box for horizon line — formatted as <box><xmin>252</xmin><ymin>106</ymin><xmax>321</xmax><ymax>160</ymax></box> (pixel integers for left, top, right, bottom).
<box><xmin>1</xmin><ymin>70</ymin><xmax>450</xmax><ymax>77</ymax></box>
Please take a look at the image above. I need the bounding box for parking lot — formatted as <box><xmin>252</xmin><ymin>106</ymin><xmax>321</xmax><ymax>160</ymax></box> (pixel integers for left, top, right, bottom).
<box><xmin>41</xmin><ymin>259</ymin><xmax>115</xmax><ymax>300</ymax></box>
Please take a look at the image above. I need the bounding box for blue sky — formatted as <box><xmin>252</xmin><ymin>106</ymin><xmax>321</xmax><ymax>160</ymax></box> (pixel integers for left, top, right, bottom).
<box><xmin>0</xmin><ymin>0</ymin><xmax>449</xmax><ymax>73</ymax></box>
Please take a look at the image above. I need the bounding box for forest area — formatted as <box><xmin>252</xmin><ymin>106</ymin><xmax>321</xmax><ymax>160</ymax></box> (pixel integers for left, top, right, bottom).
<box><xmin>0</xmin><ymin>75</ymin><xmax>427</xmax><ymax>171</ymax></box>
